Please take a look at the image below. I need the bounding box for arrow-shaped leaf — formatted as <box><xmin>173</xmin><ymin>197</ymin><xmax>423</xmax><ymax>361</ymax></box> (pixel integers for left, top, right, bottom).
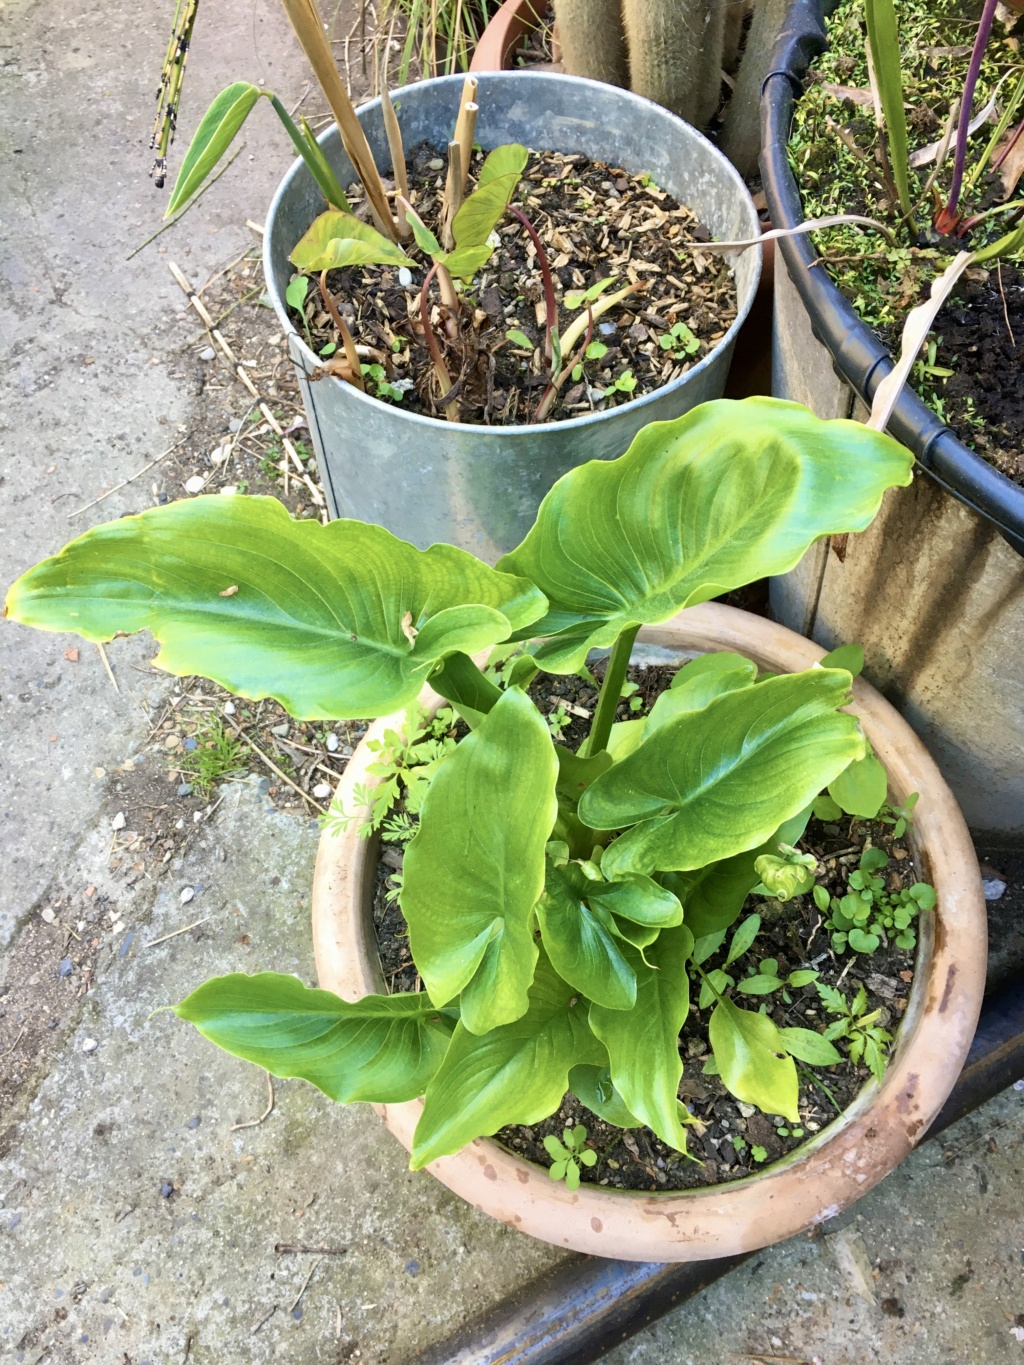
<box><xmin>498</xmin><ymin>398</ymin><xmax>914</xmax><ymax>673</ymax></box>
<box><xmin>4</xmin><ymin>496</ymin><xmax>547</xmax><ymax>720</ymax></box>
<box><xmin>174</xmin><ymin>972</ymin><xmax>454</xmax><ymax>1103</ymax></box>
<box><xmin>411</xmin><ymin>949</ymin><xmax>603</xmax><ymax>1168</ymax></box>
<box><xmin>580</xmin><ymin>670</ymin><xmax>865</xmax><ymax>876</ymax></box>
<box><xmin>168</xmin><ymin>82</ymin><xmax>263</xmax><ymax>215</ymax></box>
<box><xmin>402</xmin><ymin>687</ymin><xmax>557</xmax><ymax>1034</ymax></box>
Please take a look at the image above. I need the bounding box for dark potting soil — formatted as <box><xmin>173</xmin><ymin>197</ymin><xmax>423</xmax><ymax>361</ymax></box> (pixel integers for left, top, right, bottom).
<box><xmin>290</xmin><ymin>146</ymin><xmax>738</xmax><ymax>426</ymax></box>
<box><xmin>370</xmin><ymin>660</ymin><xmax>919</xmax><ymax>1193</ymax></box>
<box><xmin>790</xmin><ymin>0</ymin><xmax>1024</xmax><ymax>488</ymax></box>
<box><xmin>930</xmin><ymin>264</ymin><xmax>1024</xmax><ymax>486</ymax></box>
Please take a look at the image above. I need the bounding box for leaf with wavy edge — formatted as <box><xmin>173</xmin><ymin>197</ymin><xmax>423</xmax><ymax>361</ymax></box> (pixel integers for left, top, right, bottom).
<box><xmin>581</xmin><ymin>670</ymin><xmax>864</xmax><ymax>876</ymax></box>
<box><xmin>4</xmin><ymin>496</ymin><xmax>546</xmax><ymax>720</ymax></box>
<box><xmin>498</xmin><ymin>399</ymin><xmax>913</xmax><ymax>673</ymax></box>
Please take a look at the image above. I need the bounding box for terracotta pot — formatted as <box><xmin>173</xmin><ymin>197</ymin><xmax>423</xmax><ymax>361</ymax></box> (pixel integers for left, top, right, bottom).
<box><xmin>311</xmin><ymin>602</ymin><xmax>986</xmax><ymax>1262</ymax></box>
<box><xmin>470</xmin><ymin>0</ymin><xmax>552</xmax><ymax>73</ymax></box>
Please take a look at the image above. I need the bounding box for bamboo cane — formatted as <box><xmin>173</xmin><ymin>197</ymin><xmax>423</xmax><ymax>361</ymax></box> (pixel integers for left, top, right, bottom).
<box><xmin>381</xmin><ymin>87</ymin><xmax>411</xmax><ymax>239</ymax></box>
<box><xmin>453</xmin><ymin>74</ymin><xmax>479</xmax><ymax>193</ymax></box>
<box><xmin>279</xmin><ymin>0</ymin><xmax>397</xmax><ymax>238</ymax></box>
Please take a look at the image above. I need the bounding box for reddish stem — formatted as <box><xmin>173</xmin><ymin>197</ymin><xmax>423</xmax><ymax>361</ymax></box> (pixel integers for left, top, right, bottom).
<box><xmin>939</xmin><ymin>0</ymin><xmax>999</xmax><ymax>232</ymax></box>
<box><xmin>419</xmin><ymin>262</ymin><xmax>457</xmax><ymax>414</ymax></box>
<box><xmin>507</xmin><ymin>204</ymin><xmax>559</xmax><ymax>366</ymax></box>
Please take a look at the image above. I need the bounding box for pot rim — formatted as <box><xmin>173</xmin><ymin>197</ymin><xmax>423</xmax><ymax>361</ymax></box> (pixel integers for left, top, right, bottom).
<box><xmin>264</xmin><ymin>69</ymin><xmax>761</xmax><ymax>441</ymax></box>
<box><xmin>469</xmin><ymin>0</ymin><xmax>550</xmax><ymax>73</ymax></box>
<box><xmin>311</xmin><ymin>602</ymin><xmax>986</xmax><ymax>1261</ymax></box>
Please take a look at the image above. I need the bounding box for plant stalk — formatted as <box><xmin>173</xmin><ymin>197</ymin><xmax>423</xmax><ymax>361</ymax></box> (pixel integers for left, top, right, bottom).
<box><xmin>381</xmin><ymin>87</ymin><xmax>412</xmax><ymax>239</ymax></box>
<box><xmin>582</xmin><ymin>625</ymin><xmax>640</xmax><ymax>758</ymax></box>
<box><xmin>318</xmin><ymin>271</ymin><xmax>365</xmax><ymax>389</ymax></box>
<box><xmin>269</xmin><ymin>95</ymin><xmax>351</xmax><ymax>211</ymax></box>
<box><xmin>420</xmin><ymin>262</ymin><xmax>459</xmax><ymax>420</ymax></box>
<box><xmin>939</xmin><ymin>0</ymin><xmax>1000</xmax><ymax>231</ymax></box>
<box><xmin>508</xmin><ymin>205</ymin><xmax>559</xmax><ymax>369</ymax></box>
<box><xmin>278</xmin><ymin>0</ymin><xmax>397</xmax><ymax>238</ymax></box>
<box><xmin>453</xmin><ymin>74</ymin><xmax>479</xmax><ymax>195</ymax></box>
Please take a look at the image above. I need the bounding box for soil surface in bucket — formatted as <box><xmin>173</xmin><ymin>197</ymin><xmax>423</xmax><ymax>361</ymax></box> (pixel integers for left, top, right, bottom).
<box><xmin>367</xmin><ymin>662</ymin><xmax>922</xmax><ymax>1193</ymax></box>
<box><xmin>288</xmin><ymin>146</ymin><xmax>738</xmax><ymax>425</ymax></box>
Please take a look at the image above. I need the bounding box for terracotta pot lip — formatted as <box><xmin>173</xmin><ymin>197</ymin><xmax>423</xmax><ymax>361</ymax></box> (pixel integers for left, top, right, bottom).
<box><xmin>470</xmin><ymin>0</ymin><xmax>550</xmax><ymax>73</ymax></box>
<box><xmin>311</xmin><ymin>602</ymin><xmax>986</xmax><ymax>1261</ymax></box>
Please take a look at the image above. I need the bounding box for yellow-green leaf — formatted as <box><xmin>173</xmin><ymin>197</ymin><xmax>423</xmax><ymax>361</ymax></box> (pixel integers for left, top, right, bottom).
<box><xmin>290</xmin><ymin>210</ymin><xmax>411</xmax><ymax>270</ymax></box>
<box><xmin>709</xmin><ymin>997</ymin><xmax>799</xmax><ymax>1121</ymax></box>
<box><xmin>4</xmin><ymin>496</ymin><xmax>546</xmax><ymax>720</ymax></box>
<box><xmin>402</xmin><ymin>688</ymin><xmax>558</xmax><ymax>1034</ymax></box>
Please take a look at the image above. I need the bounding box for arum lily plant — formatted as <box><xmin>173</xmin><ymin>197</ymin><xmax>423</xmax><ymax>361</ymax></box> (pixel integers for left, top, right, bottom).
<box><xmin>4</xmin><ymin>398</ymin><xmax>915</xmax><ymax>1167</ymax></box>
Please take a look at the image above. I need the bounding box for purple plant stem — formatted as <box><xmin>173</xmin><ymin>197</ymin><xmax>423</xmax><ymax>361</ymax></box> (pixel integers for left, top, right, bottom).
<box><xmin>507</xmin><ymin>204</ymin><xmax>558</xmax><ymax>365</ymax></box>
<box><xmin>942</xmin><ymin>0</ymin><xmax>1000</xmax><ymax>227</ymax></box>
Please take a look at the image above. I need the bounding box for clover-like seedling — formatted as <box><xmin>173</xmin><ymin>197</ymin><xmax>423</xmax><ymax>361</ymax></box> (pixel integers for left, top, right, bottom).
<box><xmin>816</xmin><ymin>844</ymin><xmax>933</xmax><ymax>954</ymax></box>
<box><xmin>543</xmin><ymin>1124</ymin><xmax>597</xmax><ymax>1191</ymax></box>
<box><xmin>658</xmin><ymin>321</ymin><xmax>701</xmax><ymax>359</ymax></box>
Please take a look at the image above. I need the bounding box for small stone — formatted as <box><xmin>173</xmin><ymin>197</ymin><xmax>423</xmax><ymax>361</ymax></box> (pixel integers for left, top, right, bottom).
<box><xmin>598</xmin><ymin>321</ymin><xmax>617</xmax><ymax>335</ymax></box>
<box><xmin>223</xmin><ymin>701</ymin><xmax>236</xmax><ymax>715</ymax></box>
<box><xmin>164</xmin><ymin>733</ymin><xmax>181</xmax><ymax>749</ymax></box>
<box><xmin>180</xmin><ymin>886</ymin><xmax>195</xmax><ymax>905</ymax></box>
<box><xmin>177</xmin><ymin>783</ymin><xmax>193</xmax><ymax>797</ymax></box>
<box><xmin>427</xmin><ymin>157</ymin><xmax>444</xmax><ymax>170</ymax></box>
<box><xmin>41</xmin><ymin>907</ymin><xmax>56</xmax><ymax>924</ymax></box>
<box><xmin>228</xmin><ymin>418</ymin><xmax>243</xmax><ymax>433</ymax></box>
<box><xmin>210</xmin><ymin>445</ymin><xmax>228</xmax><ymax>465</ymax></box>
<box><xmin>94</xmin><ymin>767</ymin><xmax>106</xmax><ymax>778</ymax></box>
<box><xmin>312</xmin><ymin>782</ymin><xmax>332</xmax><ymax>800</ymax></box>
<box><xmin>983</xmin><ymin>877</ymin><xmax>1007</xmax><ymax>901</ymax></box>
<box><xmin>82</xmin><ymin>1038</ymin><xmax>98</xmax><ymax>1054</ymax></box>
<box><xmin>398</xmin><ymin>267</ymin><xmax>413</xmax><ymax>288</ymax></box>
<box><xmin>219</xmin><ymin>485</ymin><xmax>239</xmax><ymax>496</ymax></box>
<box><xmin>111</xmin><ymin>920</ymin><xmax>125</xmax><ymax>934</ymax></box>
<box><xmin>199</xmin><ymin>346</ymin><xmax>216</xmax><ymax>361</ymax></box>
<box><xmin>183</xmin><ymin>737</ymin><xmax>198</xmax><ymax>752</ymax></box>
<box><xmin>58</xmin><ymin>959</ymin><xmax>74</xmax><ymax>978</ymax></box>
<box><xmin>326</xmin><ymin>733</ymin><xmax>339</xmax><ymax>752</ymax></box>
<box><xmin>111</xmin><ymin>812</ymin><xmax>126</xmax><ymax>831</ymax></box>
<box><xmin>736</xmin><ymin>1102</ymin><xmax>756</xmax><ymax>1118</ymax></box>
<box><xmin>404</xmin><ymin>1259</ymin><xmax>420</xmax><ymax>1276</ymax></box>
<box><xmin>160</xmin><ymin>1181</ymin><xmax>175</xmax><ymax>1198</ymax></box>
<box><xmin>186</xmin><ymin>1116</ymin><xmax>201</xmax><ymax>1130</ymax></box>
<box><xmin>271</xmin><ymin>723</ymin><xmax>289</xmax><ymax>738</ymax></box>
<box><xmin>184</xmin><ymin>475</ymin><xmax>206</xmax><ymax>494</ymax></box>
<box><xmin>193</xmin><ymin>811</ymin><xmax>203</xmax><ymax>824</ymax></box>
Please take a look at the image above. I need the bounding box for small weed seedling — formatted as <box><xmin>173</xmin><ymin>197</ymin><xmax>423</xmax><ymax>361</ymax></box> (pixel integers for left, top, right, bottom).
<box><xmin>180</xmin><ymin>716</ymin><xmax>247</xmax><ymax>796</ymax></box>
<box><xmin>543</xmin><ymin>1124</ymin><xmax>597</xmax><ymax>1190</ymax></box>
<box><xmin>814</xmin><ymin>846</ymin><xmax>934</xmax><ymax>954</ymax></box>
<box><xmin>658</xmin><ymin>322</ymin><xmax>701</xmax><ymax>360</ymax></box>
<box><xmin>323</xmin><ymin>704</ymin><xmax>456</xmax><ymax>838</ymax></box>
<box><xmin>816</xmin><ymin>981</ymin><xmax>893</xmax><ymax>1084</ymax></box>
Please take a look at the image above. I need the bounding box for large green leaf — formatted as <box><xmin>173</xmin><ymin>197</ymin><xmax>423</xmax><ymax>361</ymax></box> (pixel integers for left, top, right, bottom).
<box><xmin>497</xmin><ymin>399</ymin><xmax>914</xmax><ymax>672</ymax></box>
<box><xmin>580</xmin><ymin>670</ymin><xmax>865</xmax><ymax>876</ymax></box>
<box><xmin>589</xmin><ymin>924</ymin><xmax>694</xmax><ymax>1151</ymax></box>
<box><xmin>668</xmin><ymin>808</ymin><xmax>812</xmax><ymax>939</ymax></box>
<box><xmin>411</xmin><ymin>949</ymin><xmax>603</xmax><ymax>1168</ymax></box>
<box><xmin>167</xmin><ymin>82</ymin><xmax>262</xmax><ymax>215</ymax></box>
<box><xmin>4</xmin><ymin>496</ymin><xmax>546</xmax><ymax>720</ymax></box>
<box><xmin>402</xmin><ymin>688</ymin><xmax>557</xmax><ymax>1034</ymax></box>
<box><xmin>708</xmin><ymin>996</ymin><xmax>799</xmax><ymax>1122</ymax></box>
<box><xmin>290</xmin><ymin>210</ymin><xmax>411</xmax><ymax>270</ymax></box>
<box><xmin>536</xmin><ymin>862</ymin><xmax>636</xmax><ymax>1010</ymax></box>
<box><xmin>174</xmin><ymin>972</ymin><xmax>453</xmax><ymax>1103</ymax></box>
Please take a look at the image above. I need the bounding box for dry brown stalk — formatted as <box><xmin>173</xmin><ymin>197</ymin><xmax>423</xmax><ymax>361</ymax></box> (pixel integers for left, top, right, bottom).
<box><xmin>381</xmin><ymin>87</ymin><xmax>411</xmax><ymax>239</ymax></box>
<box><xmin>442</xmin><ymin>139</ymin><xmax>464</xmax><ymax>249</ymax></box>
<box><xmin>278</xmin><ymin>0</ymin><xmax>396</xmax><ymax>238</ymax></box>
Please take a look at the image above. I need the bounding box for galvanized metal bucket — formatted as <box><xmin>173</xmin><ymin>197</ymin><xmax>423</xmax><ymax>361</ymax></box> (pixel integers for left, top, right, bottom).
<box><xmin>264</xmin><ymin>71</ymin><xmax>761</xmax><ymax>560</ymax></box>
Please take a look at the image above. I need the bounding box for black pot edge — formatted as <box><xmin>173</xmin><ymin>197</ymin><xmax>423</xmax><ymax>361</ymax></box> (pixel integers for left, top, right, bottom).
<box><xmin>759</xmin><ymin>0</ymin><xmax>1024</xmax><ymax>558</ymax></box>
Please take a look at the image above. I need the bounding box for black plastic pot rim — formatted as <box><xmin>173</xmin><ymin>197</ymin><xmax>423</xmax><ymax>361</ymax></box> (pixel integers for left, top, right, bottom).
<box><xmin>759</xmin><ymin>0</ymin><xmax>1024</xmax><ymax>558</ymax></box>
